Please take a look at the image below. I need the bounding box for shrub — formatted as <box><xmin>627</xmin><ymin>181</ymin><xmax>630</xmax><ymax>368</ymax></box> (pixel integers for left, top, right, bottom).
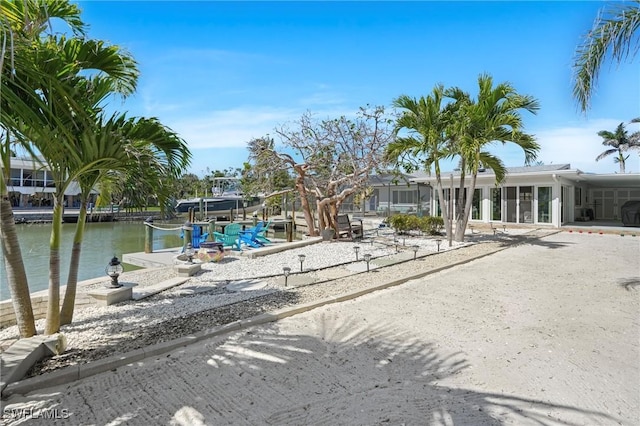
<box><xmin>388</xmin><ymin>214</ymin><xmax>443</xmax><ymax>235</ymax></box>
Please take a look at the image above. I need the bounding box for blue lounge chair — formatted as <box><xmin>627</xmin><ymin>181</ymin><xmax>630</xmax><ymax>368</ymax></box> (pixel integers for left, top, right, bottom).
<box><xmin>239</xmin><ymin>222</ymin><xmax>266</xmax><ymax>248</ymax></box>
<box><xmin>213</xmin><ymin>223</ymin><xmax>242</xmax><ymax>251</ymax></box>
<box><xmin>256</xmin><ymin>219</ymin><xmax>272</xmax><ymax>244</ymax></box>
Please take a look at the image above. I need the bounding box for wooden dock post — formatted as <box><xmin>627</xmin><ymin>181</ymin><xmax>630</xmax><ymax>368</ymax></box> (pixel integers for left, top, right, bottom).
<box><xmin>183</xmin><ymin>221</ymin><xmax>192</xmax><ymax>252</ymax></box>
<box><xmin>144</xmin><ymin>218</ymin><xmax>154</xmax><ymax>254</ymax></box>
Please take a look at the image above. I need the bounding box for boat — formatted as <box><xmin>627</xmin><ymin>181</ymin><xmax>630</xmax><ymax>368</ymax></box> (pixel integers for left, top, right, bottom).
<box><xmin>175</xmin><ymin>177</ymin><xmax>264</xmax><ymax>216</ymax></box>
<box><xmin>174</xmin><ymin>194</ymin><xmax>262</xmax><ymax>214</ymax></box>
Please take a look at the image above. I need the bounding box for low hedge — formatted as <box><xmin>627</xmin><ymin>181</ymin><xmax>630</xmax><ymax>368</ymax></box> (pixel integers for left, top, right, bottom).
<box><xmin>387</xmin><ymin>214</ymin><xmax>444</xmax><ymax>235</ymax></box>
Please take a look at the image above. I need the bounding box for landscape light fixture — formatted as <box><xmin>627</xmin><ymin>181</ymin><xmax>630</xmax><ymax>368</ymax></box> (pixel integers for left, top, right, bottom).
<box><xmin>283</xmin><ymin>266</ymin><xmax>291</xmax><ymax>287</ymax></box>
<box><xmin>298</xmin><ymin>254</ymin><xmax>306</xmax><ymax>272</ymax></box>
<box><xmin>435</xmin><ymin>239</ymin><xmax>442</xmax><ymax>252</ymax></box>
<box><xmin>185</xmin><ymin>243</ymin><xmax>195</xmax><ymax>264</ymax></box>
<box><xmin>363</xmin><ymin>253</ymin><xmax>372</xmax><ymax>272</ymax></box>
<box><xmin>503</xmin><ymin>225</ymin><xmax>507</xmax><ymax>232</ymax></box>
<box><xmin>412</xmin><ymin>245</ymin><xmax>419</xmax><ymax>260</ymax></box>
<box><xmin>105</xmin><ymin>256</ymin><xmax>124</xmax><ymax>288</ymax></box>
<box><xmin>353</xmin><ymin>246</ymin><xmax>360</xmax><ymax>261</ymax></box>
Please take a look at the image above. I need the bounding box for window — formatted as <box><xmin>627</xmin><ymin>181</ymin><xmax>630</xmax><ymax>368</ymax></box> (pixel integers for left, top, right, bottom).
<box><xmin>538</xmin><ymin>187</ymin><xmax>552</xmax><ymax>223</ymax></box>
<box><xmin>490</xmin><ymin>187</ymin><xmax>501</xmax><ymax>221</ymax></box>
<box><xmin>392</xmin><ymin>190</ymin><xmax>417</xmax><ymax>204</ymax></box>
<box><xmin>575</xmin><ymin>187</ymin><xmax>582</xmax><ymax>207</ymax></box>
<box><xmin>10</xmin><ymin>169</ymin><xmax>21</xmax><ymax>186</ymax></box>
<box><xmin>472</xmin><ymin>188</ymin><xmax>482</xmax><ymax>220</ymax></box>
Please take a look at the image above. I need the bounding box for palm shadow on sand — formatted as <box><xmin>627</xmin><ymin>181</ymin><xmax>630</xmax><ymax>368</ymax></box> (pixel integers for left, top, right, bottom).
<box><xmin>12</xmin><ymin>314</ymin><xmax>623</xmax><ymax>425</ymax></box>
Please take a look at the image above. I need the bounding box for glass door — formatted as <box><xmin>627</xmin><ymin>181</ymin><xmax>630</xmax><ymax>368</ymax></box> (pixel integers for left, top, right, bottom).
<box><xmin>490</xmin><ymin>187</ymin><xmax>502</xmax><ymax>221</ymax></box>
<box><xmin>506</xmin><ymin>187</ymin><xmax>517</xmax><ymax>222</ymax></box>
<box><xmin>519</xmin><ymin>186</ymin><xmax>533</xmax><ymax>223</ymax></box>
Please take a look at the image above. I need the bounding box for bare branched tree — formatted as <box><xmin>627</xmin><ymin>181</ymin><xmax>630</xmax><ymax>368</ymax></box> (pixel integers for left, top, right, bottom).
<box><xmin>247</xmin><ymin>106</ymin><xmax>394</xmax><ymax>236</ymax></box>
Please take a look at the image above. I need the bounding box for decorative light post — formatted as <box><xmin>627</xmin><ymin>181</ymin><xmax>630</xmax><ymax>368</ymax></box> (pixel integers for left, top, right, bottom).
<box><xmin>185</xmin><ymin>243</ymin><xmax>195</xmax><ymax>263</ymax></box>
<box><xmin>363</xmin><ymin>253</ymin><xmax>372</xmax><ymax>272</ymax></box>
<box><xmin>105</xmin><ymin>256</ymin><xmax>124</xmax><ymax>288</ymax></box>
<box><xmin>298</xmin><ymin>254</ymin><xmax>306</xmax><ymax>272</ymax></box>
<box><xmin>283</xmin><ymin>266</ymin><xmax>291</xmax><ymax>287</ymax></box>
<box><xmin>435</xmin><ymin>239</ymin><xmax>442</xmax><ymax>252</ymax></box>
<box><xmin>412</xmin><ymin>245</ymin><xmax>419</xmax><ymax>260</ymax></box>
<box><xmin>353</xmin><ymin>246</ymin><xmax>360</xmax><ymax>261</ymax></box>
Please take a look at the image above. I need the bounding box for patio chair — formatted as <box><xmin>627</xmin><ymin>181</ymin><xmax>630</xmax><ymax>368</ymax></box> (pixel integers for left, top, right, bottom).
<box><xmin>238</xmin><ymin>221</ymin><xmax>266</xmax><ymax>248</ymax></box>
<box><xmin>213</xmin><ymin>223</ymin><xmax>241</xmax><ymax>251</ymax></box>
<box><xmin>256</xmin><ymin>219</ymin><xmax>272</xmax><ymax>244</ymax></box>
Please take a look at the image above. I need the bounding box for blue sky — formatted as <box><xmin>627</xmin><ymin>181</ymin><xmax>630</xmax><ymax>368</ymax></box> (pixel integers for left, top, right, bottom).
<box><xmin>76</xmin><ymin>1</ymin><xmax>639</xmax><ymax>175</ymax></box>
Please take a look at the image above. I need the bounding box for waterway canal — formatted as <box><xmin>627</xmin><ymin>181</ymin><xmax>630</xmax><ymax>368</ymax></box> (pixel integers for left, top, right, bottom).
<box><xmin>1</xmin><ymin>221</ymin><xmax>182</xmax><ymax>300</ymax></box>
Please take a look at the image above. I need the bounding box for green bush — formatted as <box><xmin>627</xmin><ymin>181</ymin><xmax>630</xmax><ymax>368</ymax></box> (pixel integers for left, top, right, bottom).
<box><xmin>388</xmin><ymin>214</ymin><xmax>443</xmax><ymax>235</ymax></box>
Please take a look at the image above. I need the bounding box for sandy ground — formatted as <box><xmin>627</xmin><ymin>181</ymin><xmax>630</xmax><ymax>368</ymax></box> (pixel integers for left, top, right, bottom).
<box><xmin>1</xmin><ymin>232</ymin><xmax>639</xmax><ymax>425</ymax></box>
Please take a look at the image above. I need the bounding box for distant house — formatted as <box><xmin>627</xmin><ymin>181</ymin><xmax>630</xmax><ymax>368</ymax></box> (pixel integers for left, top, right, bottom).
<box><xmin>367</xmin><ymin>164</ymin><xmax>640</xmax><ymax>228</ymax></box>
<box><xmin>6</xmin><ymin>157</ymin><xmax>92</xmax><ymax>208</ymax></box>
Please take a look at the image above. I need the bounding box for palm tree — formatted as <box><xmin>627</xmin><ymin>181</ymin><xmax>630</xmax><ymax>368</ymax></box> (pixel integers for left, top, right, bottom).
<box><xmin>1</xmin><ymin>0</ymin><xmax>88</xmax><ymax>337</ymax></box>
<box><xmin>59</xmin><ymin>114</ymin><xmax>190</xmax><ymax>325</ymax></box>
<box><xmin>595</xmin><ymin>119</ymin><xmax>640</xmax><ymax>173</ymax></box>
<box><xmin>573</xmin><ymin>1</ymin><xmax>640</xmax><ymax>112</ymax></box>
<box><xmin>386</xmin><ymin>86</ymin><xmax>456</xmax><ymax>246</ymax></box>
<box><xmin>2</xmin><ymin>0</ymin><xmax>190</xmax><ymax>334</ymax></box>
<box><xmin>449</xmin><ymin>74</ymin><xmax>540</xmax><ymax>242</ymax></box>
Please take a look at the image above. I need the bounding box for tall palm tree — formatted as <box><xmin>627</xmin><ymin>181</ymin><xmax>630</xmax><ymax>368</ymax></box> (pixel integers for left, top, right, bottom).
<box><xmin>449</xmin><ymin>74</ymin><xmax>539</xmax><ymax>242</ymax></box>
<box><xmin>1</xmin><ymin>0</ymin><xmax>88</xmax><ymax>337</ymax></box>
<box><xmin>3</xmin><ymin>0</ymin><xmax>191</xmax><ymax>334</ymax></box>
<box><xmin>386</xmin><ymin>86</ymin><xmax>457</xmax><ymax>246</ymax></box>
<box><xmin>595</xmin><ymin>119</ymin><xmax>640</xmax><ymax>173</ymax></box>
<box><xmin>573</xmin><ymin>0</ymin><xmax>640</xmax><ymax>112</ymax></box>
<box><xmin>59</xmin><ymin>114</ymin><xmax>190</xmax><ymax>325</ymax></box>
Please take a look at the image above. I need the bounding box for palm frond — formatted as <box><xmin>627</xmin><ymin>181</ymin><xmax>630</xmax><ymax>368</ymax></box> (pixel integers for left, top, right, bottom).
<box><xmin>572</xmin><ymin>1</ymin><xmax>640</xmax><ymax>112</ymax></box>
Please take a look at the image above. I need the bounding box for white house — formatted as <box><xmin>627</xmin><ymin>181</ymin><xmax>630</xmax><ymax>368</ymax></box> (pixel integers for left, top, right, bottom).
<box><xmin>5</xmin><ymin>157</ymin><xmax>89</xmax><ymax>208</ymax></box>
<box><xmin>368</xmin><ymin>164</ymin><xmax>640</xmax><ymax>228</ymax></box>
<box><xmin>415</xmin><ymin>164</ymin><xmax>640</xmax><ymax>227</ymax></box>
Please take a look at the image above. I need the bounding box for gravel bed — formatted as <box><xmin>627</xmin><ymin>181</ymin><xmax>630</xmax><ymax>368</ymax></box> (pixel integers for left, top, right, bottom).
<box><xmin>1</xmin><ymin>228</ymin><xmax>550</xmax><ymax>377</ymax></box>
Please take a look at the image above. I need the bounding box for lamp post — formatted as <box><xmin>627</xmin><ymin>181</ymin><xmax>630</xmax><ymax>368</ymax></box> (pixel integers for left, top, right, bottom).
<box><xmin>185</xmin><ymin>243</ymin><xmax>195</xmax><ymax>264</ymax></box>
<box><xmin>105</xmin><ymin>256</ymin><xmax>124</xmax><ymax>288</ymax></box>
<box><xmin>243</xmin><ymin>200</ymin><xmax>248</xmax><ymax>220</ymax></box>
<box><xmin>363</xmin><ymin>253</ymin><xmax>372</xmax><ymax>272</ymax></box>
<box><xmin>298</xmin><ymin>254</ymin><xmax>306</xmax><ymax>272</ymax></box>
<box><xmin>283</xmin><ymin>266</ymin><xmax>291</xmax><ymax>287</ymax></box>
<box><xmin>412</xmin><ymin>245</ymin><xmax>419</xmax><ymax>260</ymax></box>
<box><xmin>353</xmin><ymin>246</ymin><xmax>360</xmax><ymax>261</ymax></box>
<box><xmin>435</xmin><ymin>239</ymin><xmax>442</xmax><ymax>252</ymax></box>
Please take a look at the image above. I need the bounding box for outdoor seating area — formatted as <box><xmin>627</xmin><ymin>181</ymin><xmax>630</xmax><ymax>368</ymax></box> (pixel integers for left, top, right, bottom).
<box><xmin>337</xmin><ymin>214</ymin><xmax>363</xmax><ymax>240</ymax></box>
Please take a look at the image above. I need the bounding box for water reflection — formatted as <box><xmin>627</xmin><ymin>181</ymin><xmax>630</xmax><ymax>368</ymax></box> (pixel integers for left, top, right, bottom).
<box><xmin>0</xmin><ymin>221</ymin><xmax>182</xmax><ymax>300</ymax></box>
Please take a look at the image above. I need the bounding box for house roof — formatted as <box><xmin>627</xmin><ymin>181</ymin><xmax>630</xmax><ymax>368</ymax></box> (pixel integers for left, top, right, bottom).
<box><xmin>369</xmin><ymin>164</ymin><xmax>640</xmax><ymax>189</ymax></box>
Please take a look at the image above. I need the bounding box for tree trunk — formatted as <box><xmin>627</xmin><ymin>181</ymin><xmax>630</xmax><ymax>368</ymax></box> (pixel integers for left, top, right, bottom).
<box><xmin>294</xmin><ymin>172</ymin><xmax>317</xmax><ymax>236</ymax></box>
<box><xmin>45</xmin><ymin>196</ymin><xmax>63</xmax><ymax>335</ymax></box>
<box><xmin>434</xmin><ymin>175</ymin><xmax>452</xmax><ymax>247</ymax></box>
<box><xmin>454</xmin><ymin>171</ymin><xmax>478</xmax><ymax>242</ymax></box>
<box><xmin>0</xmin><ymin>196</ymin><xmax>37</xmax><ymax>337</ymax></box>
<box><xmin>60</xmin><ymin>201</ymin><xmax>88</xmax><ymax>325</ymax></box>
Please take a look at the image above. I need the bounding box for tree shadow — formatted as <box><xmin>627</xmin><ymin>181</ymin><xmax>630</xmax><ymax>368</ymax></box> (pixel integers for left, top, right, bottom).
<box><xmin>618</xmin><ymin>277</ymin><xmax>640</xmax><ymax>291</ymax></box>
<box><xmin>7</xmin><ymin>314</ymin><xmax>625</xmax><ymax>425</ymax></box>
<box><xmin>487</xmin><ymin>232</ymin><xmax>574</xmax><ymax>250</ymax></box>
